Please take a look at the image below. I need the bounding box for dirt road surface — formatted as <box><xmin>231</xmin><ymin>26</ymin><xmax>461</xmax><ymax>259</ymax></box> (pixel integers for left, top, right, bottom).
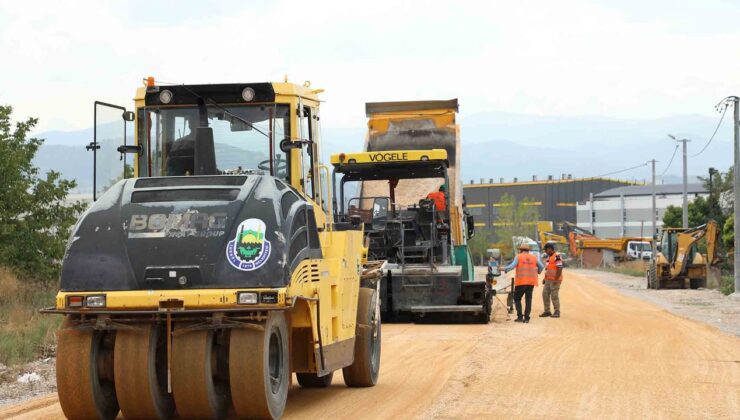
<box><xmin>1</xmin><ymin>270</ymin><xmax>738</xmax><ymax>419</ymax></box>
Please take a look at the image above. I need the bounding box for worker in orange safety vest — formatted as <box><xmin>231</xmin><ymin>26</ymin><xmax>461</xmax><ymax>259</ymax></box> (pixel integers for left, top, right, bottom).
<box><xmin>426</xmin><ymin>185</ymin><xmax>447</xmax><ymax>212</ymax></box>
<box><xmin>503</xmin><ymin>242</ymin><xmax>544</xmax><ymax>323</ymax></box>
<box><xmin>539</xmin><ymin>242</ymin><xmax>564</xmax><ymax>318</ymax></box>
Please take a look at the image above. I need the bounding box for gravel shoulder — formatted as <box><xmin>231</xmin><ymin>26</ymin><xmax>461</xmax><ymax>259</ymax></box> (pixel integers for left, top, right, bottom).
<box><xmin>0</xmin><ymin>357</ymin><xmax>56</xmax><ymax>408</ymax></box>
<box><xmin>578</xmin><ymin>268</ymin><xmax>740</xmax><ymax>337</ymax></box>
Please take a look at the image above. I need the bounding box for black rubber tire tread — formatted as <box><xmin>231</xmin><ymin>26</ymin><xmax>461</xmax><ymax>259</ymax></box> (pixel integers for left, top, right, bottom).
<box><xmin>343</xmin><ymin>288</ymin><xmax>381</xmax><ymax>387</ymax></box>
<box><xmin>296</xmin><ymin>371</ymin><xmax>334</xmax><ymax>388</ymax></box>
<box><xmin>229</xmin><ymin>312</ymin><xmax>289</xmax><ymax>419</ymax></box>
<box><xmin>480</xmin><ymin>284</ymin><xmax>493</xmax><ymax>324</ymax></box>
<box><xmin>171</xmin><ymin>328</ymin><xmax>229</xmax><ymax>419</ymax></box>
<box><xmin>114</xmin><ymin>324</ymin><xmax>174</xmax><ymax>419</ymax></box>
<box><xmin>689</xmin><ymin>278</ymin><xmax>706</xmax><ymax>289</ymax></box>
<box><xmin>647</xmin><ymin>265</ymin><xmax>658</xmax><ymax>289</ymax></box>
<box><xmin>56</xmin><ymin>317</ymin><xmax>119</xmax><ymax>420</ymax></box>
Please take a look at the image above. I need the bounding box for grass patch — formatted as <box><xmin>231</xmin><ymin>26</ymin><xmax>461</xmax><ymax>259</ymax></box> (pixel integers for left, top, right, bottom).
<box><xmin>0</xmin><ymin>267</ymin><xmax>60</xmax><ymax>366</ymax></box>
<box><xmin>595</xmin><ymin>260</ymin><xmax>647</xmax><ymax>278</ymax></box>
<box><xmin>719</xmin><ymin>274</ymin><xmax>735</xmax><ymax>296</ymax></box>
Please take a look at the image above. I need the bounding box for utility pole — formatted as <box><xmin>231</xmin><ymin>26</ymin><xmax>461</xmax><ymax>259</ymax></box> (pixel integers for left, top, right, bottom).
<box><xmin>589</xmin><ymin>192</ymin><xmax>595</xmax><ymax>234</ymax></box>
<box><xmin>668</xmin><ymin>134</ymin><xmax>691</xmax><ymax>228</ymax></box>
<box><xmin>650</xmin><ymin>159</ymin><xmax>657</xmax><ymax>262</ymax></box>
<box><xmin>681</xmin><ymin>139</ymin><xmax>689</xmax><ymax>228</ymax></box>
<box><xmin>733</xmin><ymin>97</ymin><xmax>740</xmax><ymax>296</ymax></box>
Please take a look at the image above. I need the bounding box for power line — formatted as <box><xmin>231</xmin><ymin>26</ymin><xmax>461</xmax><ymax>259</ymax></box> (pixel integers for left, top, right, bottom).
<box><xmin>659</xmin><ymin>144</ymin><xmax>679</xmax><ymax>177</ymax></box>
<box><xmin>690</xmin><ymin>101</ymin><xmax>729</xmax><ymax>157</ymax></box>
<box><xmin>595</xmin><ymin>162</ymin><xmax>649</xmax><ymax>178</ymax></box>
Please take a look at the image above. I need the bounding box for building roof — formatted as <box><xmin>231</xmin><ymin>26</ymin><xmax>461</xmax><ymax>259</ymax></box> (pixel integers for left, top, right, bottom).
<box><xmin>464</xmin><ymin>177</ymin><xmax>639</xmax><ymax>189</ymax></box>
<box><xmin>595</xmin><ymin>183</ymin><xmax>707</xmax><ymax>198</ymax></box>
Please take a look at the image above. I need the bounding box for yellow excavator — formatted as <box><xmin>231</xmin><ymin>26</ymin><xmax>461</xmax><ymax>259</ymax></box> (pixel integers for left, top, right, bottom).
<box><xmin>648</xmin><ymin>220</ymin><xmax>721</xmax><ymax>289</ymax></box>
<box><xmin>43</xmin><ymin>78</ymin><xmax>381</xmax><ymax>419</ymax></box>
<box><xmin>536</xmin><ymin>221</ymin><xmax>569</xmax><ymax>257</ymax></box>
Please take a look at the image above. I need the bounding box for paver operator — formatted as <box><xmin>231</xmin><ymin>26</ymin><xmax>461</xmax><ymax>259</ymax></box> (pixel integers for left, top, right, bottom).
<box><xmin>503</xmin><ymin>243</ymin><xmax>544</xmax><ymax>323</ymax></box>
<box><xmin>426</xmin><ymin>185</ymin><xmax>447</xmax><ymax>212</ymax></box>
<box><xmin>540</xmin><ymin>243</ymin><xmax>563</xmax><ymax>318</ymax></box>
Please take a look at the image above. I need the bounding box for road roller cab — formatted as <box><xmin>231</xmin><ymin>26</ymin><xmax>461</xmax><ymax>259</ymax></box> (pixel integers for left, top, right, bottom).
<box><xmin>45</xmin><ymin>79</ymin><xmax>382</xmax><ymax>419</ymax></box>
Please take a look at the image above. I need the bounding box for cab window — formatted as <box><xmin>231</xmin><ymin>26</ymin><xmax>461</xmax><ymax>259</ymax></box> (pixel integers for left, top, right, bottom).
<box><xmin>136</xmin><ymin>104</ymin><xmax>290</xmax><ymax>180</ymax></box>
<box><xmin>299</xmin><ymin>105</ymin><xmax>315</xmax><ymax>199</ymax></box>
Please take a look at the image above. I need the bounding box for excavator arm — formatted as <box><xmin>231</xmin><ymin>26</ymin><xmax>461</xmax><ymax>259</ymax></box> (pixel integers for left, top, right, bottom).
<box><xmin>706</xmin><ymin>219</ymin><xmax>721</xmax><ymax>266</ymax></box>
<box><xmin>542</xmin><ymin>232</ymin><xmax>568</xmax><ymax>244</ymax></box>
<box><xmin>670</xmin><ymin>220</ymin><xmax>718</xmax><ymax>278</ymax></box>
<box><xmin>562</xmin><ymin>222</ymin><xmax>594</xmax><ymax>258</ymax></box>
<box><xmin>537</xmin><ymin>221</ymin><xmax>569</xmax><ymax>248</ymax></box>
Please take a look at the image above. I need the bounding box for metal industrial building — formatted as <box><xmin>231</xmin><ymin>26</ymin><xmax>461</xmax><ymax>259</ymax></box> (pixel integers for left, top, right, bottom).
<box><xmin>463</xmin><ymin>177</ymin><xmax>634</xmax><ymax>234</ymax></box>
<box><xmin>576</xmin><ymin>183</ymin><xmax>709</xmax><ymax>238</ymax></box>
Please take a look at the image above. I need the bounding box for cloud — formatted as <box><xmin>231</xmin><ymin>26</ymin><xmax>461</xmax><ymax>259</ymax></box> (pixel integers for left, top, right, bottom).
<box><xmin>1</xmin><ymin>0</ymin><xmax>738</xmax><ymax>135</ymax></box>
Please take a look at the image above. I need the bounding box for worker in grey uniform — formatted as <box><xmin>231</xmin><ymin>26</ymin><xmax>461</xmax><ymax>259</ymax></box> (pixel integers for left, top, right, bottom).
<box><xmin>540</xmin><ymin>243</ymin><xmax>564</xmax><ymax>318</ymax></box>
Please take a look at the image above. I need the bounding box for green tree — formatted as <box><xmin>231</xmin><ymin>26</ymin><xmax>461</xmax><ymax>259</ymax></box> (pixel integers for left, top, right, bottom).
<box><xmin>662</xmin><ymin>205</ymin><xmax>682</xmax><ymax>229</ymax></box>
<box><xmin>699</xmin><ymin>166</ymin><xmax>734</xmax><ymax>247</ymax></box>
<box><xmin>467</xmin><ymin>232</ymin><xmax>493</xmax><ymax>265</ymax></box>
<box><xmin>0</xmin><ymin>105</ymin><xmax>85</xmax><ymax>281</ymax></box>
<box><xmin>663</xmin><ymin>196</ymin><xmax>716</xmax><ymax>229</ymax></box>
<box><xmin>700</xmin><ymin>166</ymin><xmax>733</xmax><ymax>212</ymax></box>
<box><xmin>493</xmin><ymin>193</ymin><xmax>541</xmax><ymax>255</ymax></box>
<box><xmin>723</xmin><ymin>214</ymin><xmax>734</xmax><ymax>249</ymax></box>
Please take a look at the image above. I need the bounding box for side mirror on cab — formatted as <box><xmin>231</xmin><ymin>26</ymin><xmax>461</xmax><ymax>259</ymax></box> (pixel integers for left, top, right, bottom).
<box><xmin>466</xmin><ymin>214</ymin><xmax>475</xmax><ymax>239</ymax></box>
<box><xmin>280</xmin><ymin>138</ymin><xmax>302</xmax><ymax>152</ymax></box>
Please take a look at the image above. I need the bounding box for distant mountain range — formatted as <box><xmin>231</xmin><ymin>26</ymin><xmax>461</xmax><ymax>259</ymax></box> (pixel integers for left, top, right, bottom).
<box><xmin>32</xmin><ymin>112</ymin><xmax>727</xmax><ymax>193</ymax></box>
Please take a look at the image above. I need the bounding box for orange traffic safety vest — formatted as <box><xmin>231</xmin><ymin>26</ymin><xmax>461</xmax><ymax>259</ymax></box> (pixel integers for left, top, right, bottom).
<box><xmin>515</xmin><ymin>253</ymin><xmax>539</xmax><ymax>286</ymax></box>
<box><xmin>427</xmin><ymin>191</ymin><xmax>446</xmax><ymax>212</ymax></box>
<box><xmin>544</xmin><ymin>253</ymin><xmax>563</xmax><ymax>282</ymax></box>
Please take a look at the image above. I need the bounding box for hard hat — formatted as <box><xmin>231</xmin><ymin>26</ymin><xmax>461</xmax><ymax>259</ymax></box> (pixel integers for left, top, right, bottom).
<box><xmin>439</xmin><ymin>185</ymin><xmax>446</xmax><ymax>192</ymax></box>
<box><xmin>518</xmin><ymin>243</ymin><xmax>531</xmax><ymax>251</ymax></box>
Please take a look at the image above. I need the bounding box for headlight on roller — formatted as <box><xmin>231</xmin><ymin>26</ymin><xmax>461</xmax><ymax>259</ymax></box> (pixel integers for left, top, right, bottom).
<box><xmin>85</xmin><ymin>295</ymin><xmax>107</xmax><ymax>308</ymax></box>
<box><xmin>159</xmin><ymin>89</ymin><xmax>173</xmax><ymax>104</ymax></box>
<box><xmin>241</xmin><ymin>87</ymin><xmax>255</xmax><ymax>102</ymax></box>
<box><xmin>237</xmin><ymin>292</ymin><xmax>258</xmax><ymax>304</ymax></box>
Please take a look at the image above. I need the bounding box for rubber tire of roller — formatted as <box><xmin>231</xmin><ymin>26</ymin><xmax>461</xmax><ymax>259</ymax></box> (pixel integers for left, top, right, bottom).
<box><xmin>229</xmin><ymin>311</ymin><xmax>290</xmax><ymax>419</ymax></box>
<box><xmin>171</xmin><ymin>328</ymin><xmax>230</xmax><ymax>419</ymax></box>
<box><xmin>296</xmin><ymin>371</ymin><xmax>334</xmax><ymax>388</ymax></box>
<box><xmin>343</xmin><ymin>288</ymin><xmax>381</xmax><ymax>387</ymax></box>
<box><xmin>114</xmin><ymin>324</ymin><xmax>174</xmax><ymax>419</ymax></box>
<box><xmin>56</xmin><ymin>316</ymin><xmax>119</xmax><ymax>420</ymax></box>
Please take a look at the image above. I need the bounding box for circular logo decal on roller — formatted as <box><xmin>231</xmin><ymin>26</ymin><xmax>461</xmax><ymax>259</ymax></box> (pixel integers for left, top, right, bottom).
<box><xmin>226</xmin><ymin>218</ymin><xmax>271</xmax><ymax>271</ymax></box>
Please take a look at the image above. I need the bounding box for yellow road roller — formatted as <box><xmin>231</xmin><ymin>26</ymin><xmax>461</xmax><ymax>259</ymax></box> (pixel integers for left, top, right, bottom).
<box><xmin>42</xmin><ymin>78</ymin><xmax>381</xmax><ymax>419</ymax></box>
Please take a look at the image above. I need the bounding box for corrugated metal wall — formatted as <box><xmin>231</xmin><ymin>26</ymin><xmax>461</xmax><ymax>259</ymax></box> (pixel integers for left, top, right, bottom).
<box><xmin>463</xmin><ymin>178</ymin><xmax>634</xmax><ymax>234</ymax></box>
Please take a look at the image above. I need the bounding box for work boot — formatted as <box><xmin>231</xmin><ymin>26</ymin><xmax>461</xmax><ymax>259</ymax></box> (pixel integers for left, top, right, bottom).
<box><xmin>552</xmin><ymin>311</ymin><xmax>560</xmax><ymax>318</ymax></box>
<box><xmin>523</xmin><ymin>317</ymin><xmax>530</xmax><ymax>323</ymax></box>
<box><xmin>514</xmin><ymin>315</ymin><xmax>524</xmax><ymax>322</ymax></box>
<box><xmin>539</xmin><ymin>311</ymin><xmax>552</xmax><ymax>317</ymax></box>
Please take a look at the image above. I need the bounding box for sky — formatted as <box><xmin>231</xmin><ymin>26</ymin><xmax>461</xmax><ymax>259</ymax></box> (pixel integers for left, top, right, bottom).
<box><xmin>1</xmin><ymin>0</ymin><xmax>739</xmax><ymax>133</ymax></box>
